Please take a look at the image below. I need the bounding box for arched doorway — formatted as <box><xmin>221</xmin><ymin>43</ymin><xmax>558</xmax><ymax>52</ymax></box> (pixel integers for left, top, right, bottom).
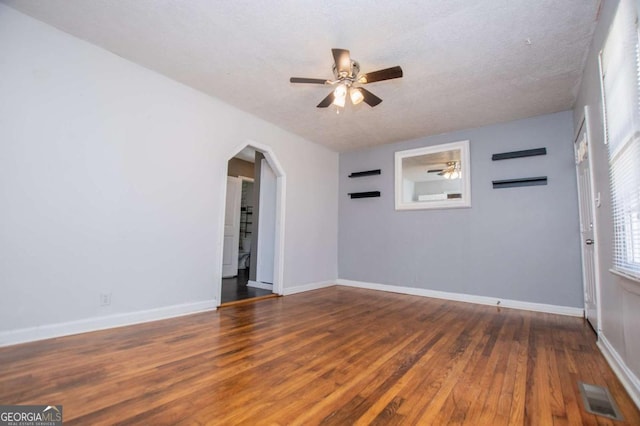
<box><xmin>217</xmin><ymin>141</ymin><xmax>285</xmax><ymax>305</ymax></box>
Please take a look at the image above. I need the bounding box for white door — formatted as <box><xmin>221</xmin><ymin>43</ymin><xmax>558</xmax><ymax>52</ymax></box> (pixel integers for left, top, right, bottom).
<box><xmin>222</xmin><ymin>176</ymin><xmax>242</xmax><ymax>278</ymax></box>
<box><xmin>256</xmin><ymin>159</ymin><xmax>276</xmax><ymax>285</ymax></box>
<box><xmin>574</xmin><ymin>120</ymin><xmax>598</xmax><ymax>330</ymax></box>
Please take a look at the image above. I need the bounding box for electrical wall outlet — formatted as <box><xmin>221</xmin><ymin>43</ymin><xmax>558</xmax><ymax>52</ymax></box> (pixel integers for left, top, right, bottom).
<box><xmin>99</xmin><ymin>293</ymin><xmax>112</xmax><ymax>306</ymax></box>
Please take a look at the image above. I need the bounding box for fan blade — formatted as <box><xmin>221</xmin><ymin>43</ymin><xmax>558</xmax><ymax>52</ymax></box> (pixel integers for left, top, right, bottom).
<box><xmin>359</xmin><ymin>66</ymin><xmax>403</xmax><ymax>84</ymax></box>
<box><xmin>332</xmin><ymin>48</ymin><xmax>351</xmax><ymax>75</ymax></box>
<box><xmin>316</xmin><ymin>92</ymin><xmax>335</xmax><ymax>108</ymax></box>
<box><xmin>359</xmin><ymin>87</ymin><xmax>383</xmax><ymax>107</ymax></box>
<box><xmin>290</xmin><ymin>77</ymin><xmax>328</xmax><ymax>84</ymax></box>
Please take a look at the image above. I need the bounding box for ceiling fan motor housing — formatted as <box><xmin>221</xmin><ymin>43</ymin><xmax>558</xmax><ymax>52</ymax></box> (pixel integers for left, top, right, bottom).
<box><xmin>333</xmin><ymin>60</ymin><xmax>360</xmax><ymax>80</ymax></box>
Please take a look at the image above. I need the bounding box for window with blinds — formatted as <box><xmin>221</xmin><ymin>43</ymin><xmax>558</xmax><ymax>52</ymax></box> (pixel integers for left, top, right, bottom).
<box><xmin>600</xmin><ymin>0</ymin><xmax>640</xmax><ymax>280</ymax></box>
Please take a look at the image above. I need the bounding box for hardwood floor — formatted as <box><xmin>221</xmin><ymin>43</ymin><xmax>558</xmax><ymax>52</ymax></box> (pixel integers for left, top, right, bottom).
<box><xmin>0</xmin><ymin>286</ymin><xmax>638</xmax><ymax>425</ymax></box>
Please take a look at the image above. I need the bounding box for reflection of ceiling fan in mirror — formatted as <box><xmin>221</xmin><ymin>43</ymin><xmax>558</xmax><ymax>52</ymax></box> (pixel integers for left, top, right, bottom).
<box><xmin>428</xmin><ymin>161</ymin><xmax>461</xmax><ymax>179</ymax></box>
<box><xmin>289</xmin><ymin>48</ymin><xmax>403</xmax><ymax>110</ymax></box>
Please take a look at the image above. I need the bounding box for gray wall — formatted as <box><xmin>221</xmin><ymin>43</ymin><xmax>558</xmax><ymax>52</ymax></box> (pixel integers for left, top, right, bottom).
<box><xmin>573</xmin><ymin>0</ymin><xmax>640</xmax><ymax>383</ymax></box>
<box><xmin>339</xmin><ymin>111</ymin><xmax>583</xmax><ymax>307</ymax></box>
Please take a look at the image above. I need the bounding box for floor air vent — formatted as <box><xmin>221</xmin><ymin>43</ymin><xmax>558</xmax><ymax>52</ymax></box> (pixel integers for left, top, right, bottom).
<box><xmin>578</xmin><ymin>382</ymin><xmax>624</xmax><ymax>421</ymax></box>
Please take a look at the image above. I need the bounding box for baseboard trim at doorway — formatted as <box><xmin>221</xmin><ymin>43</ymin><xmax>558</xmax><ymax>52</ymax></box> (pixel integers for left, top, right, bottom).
<box><xmin>248</xmin><ymin>280</ymin><xmax>274</xmax><ymax>290</ymax></box>
<box><xmin>282</xmin><ymin>280</ymin><xmax>336</xmax><ymax>295</ymax></box>
<box><xmin>219</xmin><ymin>294</ymin><xmax>279</xmax><ymax>308</ymax></box>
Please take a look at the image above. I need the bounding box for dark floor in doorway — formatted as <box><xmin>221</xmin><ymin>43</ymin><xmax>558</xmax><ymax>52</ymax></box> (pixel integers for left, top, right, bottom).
<box><xmin>221</xmin><ymin>269</ymin><xmax>272</xmax><ymax>304</ymax></box>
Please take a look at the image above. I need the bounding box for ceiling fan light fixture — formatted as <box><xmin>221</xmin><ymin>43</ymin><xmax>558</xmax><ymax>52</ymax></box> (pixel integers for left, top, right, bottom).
<box><xmin>350</xmin><ymin>87</ymin><xmax>364</xmax><ymax>105</ymax></box>
<box><xmin>437</xmin><ymin>161</ymin><xmax>461</xmax><ymax>179</ymax></box>
<box><xmin>333</xmin><ymin>84</ymin><xmax>347</xmax><ymax>98</ymax></box>
<box><xmin>333</xmin><ymin>84</ymin><xmax>347</xmax><ymax>107</ymax></box>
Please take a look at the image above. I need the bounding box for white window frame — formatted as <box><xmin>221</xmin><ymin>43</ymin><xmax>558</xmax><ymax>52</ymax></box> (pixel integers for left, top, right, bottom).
<box><xmin>599</xmin><ymin>0</ymin><xmax>640</xmax><ymax>282</ymax></box>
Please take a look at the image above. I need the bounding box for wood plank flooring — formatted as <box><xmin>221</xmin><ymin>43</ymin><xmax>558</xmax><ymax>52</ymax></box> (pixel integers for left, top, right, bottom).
<box><xmin>0</xmin><ymin>286</ymin><xmax>638</xmax><ymax>425</ymax></box>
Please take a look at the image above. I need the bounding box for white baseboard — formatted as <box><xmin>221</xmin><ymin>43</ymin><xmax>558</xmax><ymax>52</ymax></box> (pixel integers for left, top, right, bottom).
<box><xmin>335</xmin><ymin>279</ymin><xmax>584</xmax><ymax>317</ymax></box>
<box><xmin>0</xmin><ymin>299</ymin><xmax>217</xmax><ymax>348</ymax></box>
<box><xmin>247</xmin><ymin>280</ymin><xmax>274</xmax><ymax>290</ymax></box>
<box><xmin>598</xmin><ymin>334</ymin><xmax>640</xmax><ymax>409</ymax></box>
<box><xmin>283</xmin><ymin>280</ymin><xmax>336</xmax><ymax>295</ymax></box>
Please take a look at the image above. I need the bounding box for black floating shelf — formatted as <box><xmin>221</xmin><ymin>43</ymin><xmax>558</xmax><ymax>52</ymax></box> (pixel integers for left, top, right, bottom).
<box><xmin>348</xmin><ymin>191</ymin><xmax>381</xmax><ymax>199</ymax></box>
<box><xmin>492</xmin><ymin>147</ymin><xmax>546</xmax><ymax>161</ymax></box>
<box><xmin>349</xmin><ymin>169</ymin><xmax>381</xmax><ymax>178</ymax></box>
<box><xmin>493</xmin><ymin>176</ymin><xmax>547</xmax><ymax>189</ymax></box>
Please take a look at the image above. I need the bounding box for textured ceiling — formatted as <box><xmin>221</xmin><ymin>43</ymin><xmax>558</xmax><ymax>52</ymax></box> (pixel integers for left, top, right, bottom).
<box><xmin>2</xmin><ymin>0</ymin><xmax>600</xmax><ymax>152</ymax></box>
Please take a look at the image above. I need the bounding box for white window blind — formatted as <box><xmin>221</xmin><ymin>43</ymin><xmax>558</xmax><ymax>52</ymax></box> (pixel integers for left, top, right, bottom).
<box><xmin>601</xmin><ymin>0</ymin><xmax>640</xmax><ymax>280</ymax></box>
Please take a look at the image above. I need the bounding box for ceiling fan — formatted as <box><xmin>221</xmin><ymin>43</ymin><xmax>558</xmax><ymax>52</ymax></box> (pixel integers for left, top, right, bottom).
<box><xmin>290</xmin><ymin>48</ymin><xmax>403</xmax><ymax>109</ymax></box>
<box><xmin>427</xmin><ymin>162</ymin><xmax>461</xmax><ymax>179</ymax></box>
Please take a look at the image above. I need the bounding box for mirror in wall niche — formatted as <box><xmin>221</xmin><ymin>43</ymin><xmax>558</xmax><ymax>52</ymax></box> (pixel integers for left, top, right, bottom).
<box><xmin>395</xmin><ymin>140</ymin><xmax>471</xmax><ymax>210</ymax></box>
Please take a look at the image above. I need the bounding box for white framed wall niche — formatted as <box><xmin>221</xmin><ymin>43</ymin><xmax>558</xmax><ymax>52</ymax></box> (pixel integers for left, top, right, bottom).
<box><xmin>395</xmin><ymin>140</ymin><xmax>471</xmax><ymax>210</ymax></box>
